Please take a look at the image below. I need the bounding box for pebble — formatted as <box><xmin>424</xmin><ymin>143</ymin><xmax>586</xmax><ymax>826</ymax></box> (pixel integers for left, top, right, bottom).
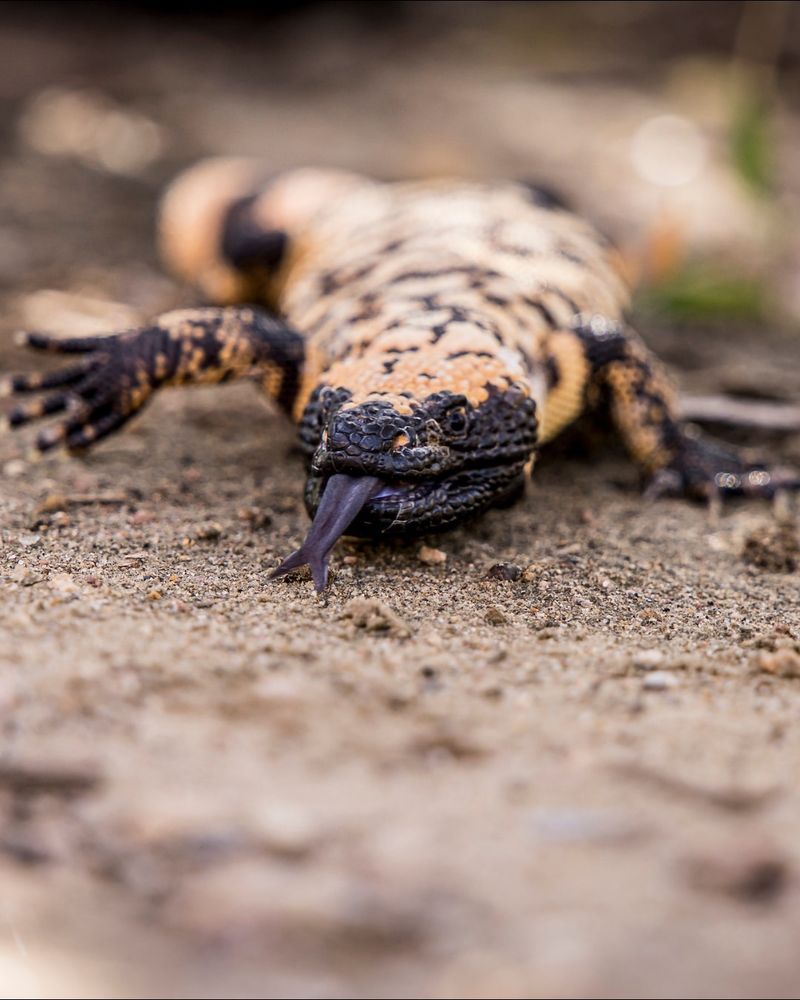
<box><xmin>342</xmin><ymin>597</ymin><xmax>411</xmax><ymax>637</ymax></box>
<box><xmin>3</xmin><ymin>459</ymin><xmax>27</xmax><ymax>478</ymax></box>
<box><xmin>9</xmin><ymin>565</ymin><xmax>42</xmax><ymax>587</ymax></box>
<box><xmin>237</xmin><ymin>506</ymin><xmax>272</xmax><ymax>529</ymax></box>
<box><xmin>485</xmin><ymin>563</ymin><xmax>522</xmax><ymax>581</ymax></box>
<box><xmin>418</xmin><ymin>545</ymin><xmax>446</xmax><ymax>565</ymax></box>
<box><xmin>251</xmin><ymin>803</ymin><xmax>318</xmax><ymax>859</ymax></box>
<box><xmin>684</xmin><ymin>839</ymin><xmax>789</xmax><ymax>902</ymax></box>
<box><xmin>37</xmin><ymin>492</ymin><xmax>67</xmax><ymax>513</ymax></box>
<box><xmin>48</xmin><ymin>573</ymin><xmax>80</xmax><ymax>595</ymax></box>
<box><xmin>130</xmin><ymin>510</ymin><xmax>156</xmax><ymax>525</ymax></box>
<box><xmin>485</xmin><ymin>606</ymin><xmax>508</xmax><ymax>626</ymax></box>
<box><xmin>529</xmin><ymin>807</ymin><xmax>647</xmax><ymax>845</ymax></box>
<box><xmin>757</xmin><ymin>648</ymin><xmax>800</xmax><ymax>678</ymax></box>
<box><xmin>741</xmin><ymin>523</ymin><xmax>799</xmax><ymax>573</ymax></box>
<box><xmin>18</xmin><ymin>288</ymin><xmax>142</xmax><ymax>336</ymax></box>
<box><xmin>251</xmin><ymin>675</ymin><xmax>312</xmax><ymax>708</ymax></box>
<box><xmin>633</xmin><ymin>649</ymin><xmax>665</xmax><ymax>671</ymax></box>
<box><xmin>642</xmin><ymin>671</ymin><xmax>678</xmax><ymax>691</ymax></box>
<box><xmin>195</xmin><ymin>522</ymin><xmax>223</xmax><ymax>541</ymax></box>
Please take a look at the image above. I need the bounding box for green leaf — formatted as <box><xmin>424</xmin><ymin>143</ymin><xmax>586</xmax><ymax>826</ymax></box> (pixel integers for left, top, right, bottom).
<box><xmin>731</xmin><ymin>94</ymin><xmax>774</xmax><ymax>197</ymax></box>
<box><xmin>637</xmin><ymin>265</ymin><xmax>770</xmax><ymax>324</ymax></box>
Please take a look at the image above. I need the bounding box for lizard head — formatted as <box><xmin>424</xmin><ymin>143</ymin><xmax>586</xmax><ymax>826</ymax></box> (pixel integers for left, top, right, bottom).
<box><xmin>272</xmin><ymin>382</ymin><xmax>537</xmax><ymax>589</ymax></box>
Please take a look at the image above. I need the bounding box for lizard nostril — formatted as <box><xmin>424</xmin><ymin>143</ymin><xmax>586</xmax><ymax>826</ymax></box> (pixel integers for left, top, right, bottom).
<box><xmin>392</xmin><ymin>432</ymin><xmax>410</xmax><ymax>449</ymax></box>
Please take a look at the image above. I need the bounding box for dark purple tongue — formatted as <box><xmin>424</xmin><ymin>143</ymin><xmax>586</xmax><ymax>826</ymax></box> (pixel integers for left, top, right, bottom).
<box><xmin>270</xmin><ymin>474</ymin><xmax>382</xmax><ymax>591</ymax></box>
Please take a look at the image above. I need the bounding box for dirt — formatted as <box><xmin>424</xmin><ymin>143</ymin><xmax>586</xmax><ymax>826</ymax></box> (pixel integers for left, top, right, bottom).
<box><xmin>1</xmin><ymin>7</ymin><xmax>800</xmax><ymax>998</ymax></box>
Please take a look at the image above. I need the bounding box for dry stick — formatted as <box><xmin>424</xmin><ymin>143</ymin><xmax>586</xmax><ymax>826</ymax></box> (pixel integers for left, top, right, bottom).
<box><xmin>0</xmin><ymin>763</ymin><xmax>101</xmax><ymax>798</ymax></box>
<box><xmin>680</xmin><ymin>394</ymin><xmax>800</xmax><ymax>432</ymax></box>
<box><xmin>609</xmin><ymin>760</ymin><xmax>780</xmax><ymax>814</ymax></box>
<box><xmin>62</xmin><ymin>493</ymin><xmax>129</xmax><ymax>506</ymax></box>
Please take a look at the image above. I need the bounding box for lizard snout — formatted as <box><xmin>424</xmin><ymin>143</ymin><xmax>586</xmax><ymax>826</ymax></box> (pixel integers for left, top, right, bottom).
<box><xmin>313</xmin><ymin>403</ymin><xmax>450</xmax><ymax>478</ymax></box>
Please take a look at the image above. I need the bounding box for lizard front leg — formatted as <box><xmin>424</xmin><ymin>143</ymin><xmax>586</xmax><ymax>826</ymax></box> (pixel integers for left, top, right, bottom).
<box><xmin>2</xmin><ymin>306</ymin><xmax>304</xmax><ymax>454</ymax></box>
<box><xmin>571</xmin><ymin>314</ymin><xmax>799</xmax><ymax>500</ymax></box>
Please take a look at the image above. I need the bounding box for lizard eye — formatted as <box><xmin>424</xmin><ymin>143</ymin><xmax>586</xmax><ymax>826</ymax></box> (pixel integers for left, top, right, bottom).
<box><xmin>445</xmin><ymin>405</ymin><xmax>468</xmax><ymax>436</ymax></box>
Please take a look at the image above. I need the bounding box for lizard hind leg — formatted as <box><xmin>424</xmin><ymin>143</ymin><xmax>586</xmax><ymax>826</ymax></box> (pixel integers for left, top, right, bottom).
<box><xmin>158</xmin><ymin>160</ymin><xmax>367</xmax><ymax>309</ymax></box>
<box><xmin>158</xmin><ymin>157</ymin><xmax>283</xmax><ymax>305</ymax></box>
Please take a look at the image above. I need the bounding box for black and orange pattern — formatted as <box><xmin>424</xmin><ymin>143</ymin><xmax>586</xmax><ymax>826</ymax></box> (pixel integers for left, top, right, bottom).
<box><xmin>3</xmin><ymin>161</ymin><xmax>795</xmax><ymax>582</ymax></box>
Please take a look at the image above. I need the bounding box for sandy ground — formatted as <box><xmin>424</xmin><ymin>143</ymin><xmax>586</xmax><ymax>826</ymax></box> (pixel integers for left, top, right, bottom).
<box><xmin>1</xmin><ymin>7</ymin><xmax>800</xmax><ymax>998</ymax></box>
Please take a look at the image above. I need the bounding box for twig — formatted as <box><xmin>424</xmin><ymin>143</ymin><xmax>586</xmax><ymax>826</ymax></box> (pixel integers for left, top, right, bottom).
<box><xmin>65</xmin><ymin>492</ymin><xmax>129</xmax><ymax>506</ymax></box>
<box><xmin>680</xmin><ymin>393</ymin><xmax>800</xmax><ymax>432</ymax></box>
<box><xmin>609</xmin><ymin>760</ymin><xmax>780</xmax><ymax>813</ymax></box>
<box><xmin>0</xmin><ymin>763</ymin><xmax>101</xmax><ymax>798</ymax></box>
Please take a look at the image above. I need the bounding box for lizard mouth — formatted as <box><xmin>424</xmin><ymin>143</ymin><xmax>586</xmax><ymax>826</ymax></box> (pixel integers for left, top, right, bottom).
<box><xmin>269</xmin><ymin>473</ymin><xmax>440</xmax><ymax>591</ymax></box>
<box><xmin>270</xmin><ymin>473</ymin><xmax>382</xmax><ymax>591</ymax></box>
<box><xmin>271</xmin><ymin>463</ymin><xmax>526</xmax><ymax>591</ymax></box>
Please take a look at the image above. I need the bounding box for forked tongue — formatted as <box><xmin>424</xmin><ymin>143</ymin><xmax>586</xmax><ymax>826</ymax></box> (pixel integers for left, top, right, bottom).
<box><xmin>270</xmin><ymin>474</ymin><xmax>381</xmax><ymax>591</ymax></box>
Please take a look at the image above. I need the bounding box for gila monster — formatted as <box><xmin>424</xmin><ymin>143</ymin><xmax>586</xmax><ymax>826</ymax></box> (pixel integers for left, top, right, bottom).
<box><xmin>3</xmin><ymin>161</ymin><xmax>796</xmax><ymax>589</ymax></box>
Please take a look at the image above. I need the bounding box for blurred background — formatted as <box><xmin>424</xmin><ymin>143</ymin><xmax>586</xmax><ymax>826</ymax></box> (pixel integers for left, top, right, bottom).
<box><xmin>1</xmin><ymin>4</ymin><xmax>800</xmax><ymax>998</ymax></box>
<box><xmin>1</xmin><ymin>0</ymin><xmax>799</xmax><ymax>339</ymax></box>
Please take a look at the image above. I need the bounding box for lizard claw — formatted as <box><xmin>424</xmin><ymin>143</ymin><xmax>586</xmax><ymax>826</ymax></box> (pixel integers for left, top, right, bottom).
<box><xmin>645</xmin><ymin>433</ymin><xmax>800</xmax><ymax>503</ymax></box>
<box><xmin>643</xmin><ymin>467</ymin><xmax>685</xmax><ymax>501</ymax></box>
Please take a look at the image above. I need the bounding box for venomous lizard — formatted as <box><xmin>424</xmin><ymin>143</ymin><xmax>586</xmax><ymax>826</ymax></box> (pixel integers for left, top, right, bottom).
<box><xmin>3</xmin><ymin>160</ymin><xmax>796</xmax><ymax>589</ymax></box>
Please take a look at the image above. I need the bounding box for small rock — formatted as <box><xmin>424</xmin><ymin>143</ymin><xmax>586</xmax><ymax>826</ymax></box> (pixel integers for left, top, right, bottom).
<box><xmin>418</xmin><ymin>545</ymin><xmax>446</xmax><ymax>565</ymax></box>
<box><xmin>529</xmin><ymin>807</ymin><xmax>647</xmax><ymax>845</ymax></box>
<box><xmin>642</xmin><ymin>671</ymin><xmax>678</xmax><ymax>691</ymax></box>
<box><xmin>237</xmin><ymin>506</ymin><xmax>272</xmax><ymax>530</ymax></box>
<box><xmin>9</xmin><ymin>565</ymin><xmax>42</xmax><ymax>587</ymax></box>
<box><xmin>130</xmin><ymin>510</ymin><xmax>156</xmax><ymax>526</ymax></box>
<box><xmin>521</xmin><ymin>565</ymin><xmax>541</xmax><ymax>583</ymax></box>
<box><xmin>251</xmin><ymin>675</ymin><xmax>311</xmax><ymax>708</ymax></box>
<box><xmin>181</xmin><ymin>466</ymin><xmax>203</xmax><ymax>484</ymax></box>
<box><xmin>37</xmin><ymin>492</ymin><xmax>67</xmax><ymax>514</ymax></box>
<box><xmin>633</xmin><ymin>649</ymin><xmax>665</xmax><ymax>671</ymax></box>
<box><xmin>195</xmin><ymin>522</ymin><xmax>223</xmax><ymax>541</ymax></box>
<box><xmin>684</xmin><ymin>839</ymin><xmax>789</xmax><ymax>902</ymax></box>
<box><xmin>485</xmin><ymin>606</ymin><xmax>508</xmax><ymax>626</ymax></box>
<box><xmin>18</xmin><ymin>532</ymin><xmax>41</xmax><ymax>548</ymax></box>
<box><xmin>485</xmin><ymin>563</ymin><xmax>522</xmax><ymax>581</ymax></box>
<box><xmin>3</xmin><ymin>459</ymin><xmax>27</xmax><ymax>478</ymax></box>
<box><xmin>48</xmin><ymin>573</ymin><xmax>80</xmax><ymax>595</ymax></box>
<box><xmin>251</xmin><ymin>803</ymin><xmax>318</xmax><ymax>859</ymax></box>
<box><xmin>742</xmin><ymin>523</ymin><xmax>799</xmax><ymax>573</ymax></box>
<box><xmin>146</xmin><ymin>589</ymin><xmax>163</xmax><ymax>601</ymax></box>
<box><xmin>757</xmin><ymin>648</ymin><xmax>800</xmax><ymax>678</ymax></box>
<box><xmin>342</xmin><ymin>597</ymin><xmax>411</xmax><ymax>637</ymax></box>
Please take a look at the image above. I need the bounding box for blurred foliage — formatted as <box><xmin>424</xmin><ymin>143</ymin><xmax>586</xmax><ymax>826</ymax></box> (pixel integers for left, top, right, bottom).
<box><xmin>730</xmin><ymin>91</ymin><xmax>775</xmax><ymax>196</ymax></box>
<box><xmin>638</xmin><ymin>65</ymin><xmax>782</xmax><ymax>328</ymax></box>
<box><xmin>636</xmin><ymin>263</ymin><xmax>771</xmax><ymax>325</ymax></box>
